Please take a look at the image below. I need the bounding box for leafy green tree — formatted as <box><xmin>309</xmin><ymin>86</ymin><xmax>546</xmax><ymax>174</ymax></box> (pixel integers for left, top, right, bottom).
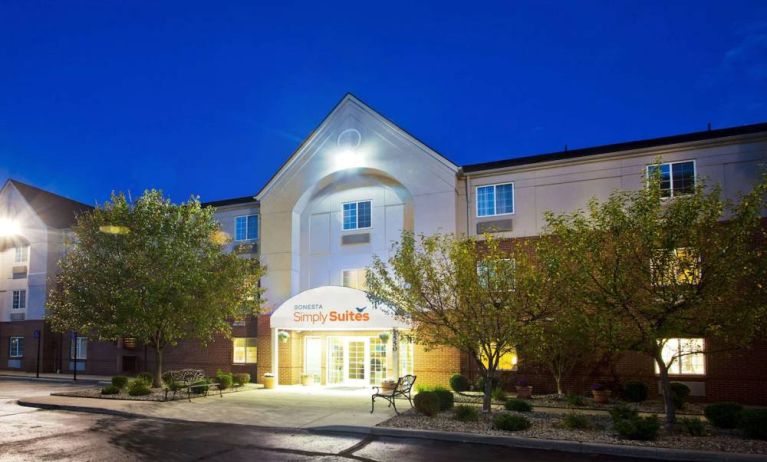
<box><xmin>47</xmin><ymin>190</ymin><xmax>265</xmax><ymax>386</ymax></box>
<box><xmin>542</xmin><ymin>169</ymin><xmax>767</xmax><ymax>427</ymax></box>
<box><xmin>366</xmin><ymin>232</ymin><xmax>552</xmax><ymax>413</ymax></box>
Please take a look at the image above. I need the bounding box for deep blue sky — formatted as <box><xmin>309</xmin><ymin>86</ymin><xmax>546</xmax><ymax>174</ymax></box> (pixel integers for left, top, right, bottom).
<box><xmin>2</xmin><ymin>1</ymin><xmax>766</xmax><ymax>205</ymax></box>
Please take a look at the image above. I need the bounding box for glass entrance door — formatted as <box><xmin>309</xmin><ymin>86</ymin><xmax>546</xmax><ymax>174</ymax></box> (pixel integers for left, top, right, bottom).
<box><xmin>344</xmin><ymin>338</ymin><xmax>368</xmax><ymax>386</ymax></box>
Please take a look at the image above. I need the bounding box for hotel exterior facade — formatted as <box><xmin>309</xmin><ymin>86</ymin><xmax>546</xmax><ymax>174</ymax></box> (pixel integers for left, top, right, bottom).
<box><xmin>1</xmin><ymin>94</ymin><xmax>766</xmax><ymax>403</ymax></box>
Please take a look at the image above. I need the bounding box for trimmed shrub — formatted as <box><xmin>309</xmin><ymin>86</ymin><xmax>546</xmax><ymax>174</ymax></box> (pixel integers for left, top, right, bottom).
<box><xmin>101</xmin><ymin>384</ymin><xmax>120</xmax><ymax>395</ymax></box>
<box><xmin>561</xmin><ymin>412</ymin><xmax>591</xmax><ymax>430</ymax></box>
<box><xmin>128</xmin><ymin>380</ymin><xmax>151</xmax><ymax>397</ymax></box>
<box><xmin>111</xmin><ymin>376</ymin><xmax>129</xmax><ymax>389</ymax></box>
<box><xmin>613</xmin><ymin>415</ymin><xmax>660</xmax><ymax>441</ymax></box>
<box><xmin>449</xmin><ymin>374</ymin><xmax>470</xmax><ymax>393</ymax></box>
<box><xmin>704</xmin><ymin>402</ymin><xmax>743</xmax><ymax>429</ymax></box>
<box><xmin>669</xmin><ymin>382</ymin><xmax>691</xmax><ymax>410</ymax></box>
<box><xmin>191</xmin><ymin>380</ymin><xmax>209</xmax><ymax>394</ymax></box>
<box><xmin>453</xmin><ymin>405</ymin><xmax>480</xmax><ymax>422</ymax></box>
<box><xmin>432</xmin><ymin>386</ymin><xmax>455</xmax><ymax>411</ymax></box>
<box><xmin>491</xmin><ymin>387</ymin><xmax>508</xmax><ymax>402</ymax></box>
<box><xmin>609</xmin><ymin>404</ymin><xmax>638</xmax><ymax>422</ymax></box>
<box><xmin>566</xmin><ymin>394</ymin><xmax>585</xmax><ymax>407</ymax></box>
<box><xmin>738</xmin><ymin>409</ymin><xmax>767</xmax><ymax>440</ymax></box>
<box><xmin>215</xmin><ymin>371</ymin><xmax>233</xmax><ymax>390</ymax></box>
<box><xmin>622</xmin><ymin>381</ymin><xmax>648</xmax><ymax>403</ymax></box>
<box><xmin>493</xmin><ymin>413</ymin><xmax>531</xmax><ymax>431</ymax></box>
<box><xmin>414</xmin><ymin>391</ymin><xmax>440</xmax><ymax>417</ymax></box>
<box><xmin>678</xmin><ymin>417</ymin><xmax>706</xmax><ymax>437</ymax></box>
<box><xmin>504</xmin><ymin>398</ymin><xmax>532</xmax><ymax>412</ymax></box>
<box><xmin>233</xmin><ymin>373</ymin><xmax>251</xmax><ymax>386</ymax></box>
<box><xmin>136</xmin><ymin>372</ymin><xmax>153</xmax><ymax>386</ymax></box>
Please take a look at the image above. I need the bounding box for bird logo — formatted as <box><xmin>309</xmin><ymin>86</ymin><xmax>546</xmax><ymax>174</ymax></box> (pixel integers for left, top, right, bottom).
<box><xmin>355</xmin><ymin>306</ymin><xmax>367</xmax><ymax>313</ymax></box>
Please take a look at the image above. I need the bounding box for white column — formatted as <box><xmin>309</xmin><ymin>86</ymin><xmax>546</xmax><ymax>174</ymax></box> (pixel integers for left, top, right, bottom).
<box><xmin>391</xmin><ymin>328</ymin><xmax>400</xmax><ymax>379</ymax></box>
<box><xmin>271</xmin><ymin>327</ymin><xmax>279</xmax><ymax>387</ymax></box>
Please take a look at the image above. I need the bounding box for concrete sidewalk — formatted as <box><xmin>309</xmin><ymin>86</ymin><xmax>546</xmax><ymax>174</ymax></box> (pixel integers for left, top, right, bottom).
<box><xmin>0</xmin><ymin>370</ymin><xmax>110</xmax><ymax>384</ymax></box>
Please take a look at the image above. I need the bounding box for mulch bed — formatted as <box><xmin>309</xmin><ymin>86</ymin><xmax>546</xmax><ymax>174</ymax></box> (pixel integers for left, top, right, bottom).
<box><xmin>53</xmin><ymin>385</ymin><xmax>251</xmax><ymax>402</ymax></box>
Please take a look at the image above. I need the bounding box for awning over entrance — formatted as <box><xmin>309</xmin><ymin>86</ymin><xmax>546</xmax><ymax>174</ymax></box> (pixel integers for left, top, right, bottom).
<box><xmin>270</xmin><ymin>286</ymin><xmax>409</xmax><ymax>330</ymax></box>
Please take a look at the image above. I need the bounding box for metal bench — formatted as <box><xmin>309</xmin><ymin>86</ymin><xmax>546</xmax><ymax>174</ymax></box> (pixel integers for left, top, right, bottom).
<box><xmin>162</xmin><ymin>369</ymin><xmax>222</xmax><ymax>402</ymax></box>
<box><xmin>371</xmin><ymin>374</ymin><xmax>416</xmax><ymax>414</ymax></box>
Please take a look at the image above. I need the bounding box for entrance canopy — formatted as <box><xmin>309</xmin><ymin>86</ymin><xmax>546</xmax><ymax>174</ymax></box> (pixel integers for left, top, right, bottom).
<box><xmin>270</xmin><ymin>286</ymin><xmax>409</xmax><ymax>330</ymax></box>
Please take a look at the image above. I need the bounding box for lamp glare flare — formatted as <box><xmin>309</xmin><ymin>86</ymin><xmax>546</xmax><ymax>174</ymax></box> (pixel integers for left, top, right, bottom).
<box><xmin>0</xmin><ymin>218</ymin><xmax>21</xmax><ymax>237</ymax></box>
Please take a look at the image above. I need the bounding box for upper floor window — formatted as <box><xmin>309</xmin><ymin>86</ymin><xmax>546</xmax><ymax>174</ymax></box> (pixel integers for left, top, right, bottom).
<box><xmin>476</xmin><ymin>183</ymin><xmax>514</xmax><ymax>217</ymax></box>
<box><xmin>342</xmin><ymin>201</ymin><xmax>371</xmax><ymax>230</ymax></box>
<box><xmin>479</xmin><ymin>343</ymin><xmax>518</xmax><ymax>371</ymax></box>
<box><xmin>12</xmin><ymin>290</ymin><xmax>26</xmax><ymax>309</ymax></box>
<box><xmin>71</xmin><ymin>336</ymin><xmax>88</xmax><ymax>360</ymax></box>
<box><xmin>15</xmin><ymin>246</ymin><xmax>29</xmax><ymax>264</ymax></box>
<box><xmin>233</xmin><ymin>337</ymin><xmax>257</xmax><ymax>364</ymax></box>
<box><xmin>477</xmin><ymin>258</ymin><xmax>516</xmax><ymax>290</ymax></box>
<box><xmin>656</xmin><ymin>338</ymin><xmax>705</xmax><ymax>375</ymax></box>
<box><xmin>342</xmin><ymin>269</ymin><xmax>368</xmax><ymax>290</ymax></box>
<box><xmin>651</xmin><ymin>248</ymin><xmax>701</xmax><ymax>286</ymax></box>
<box><xmin>647</xmin><ymin>161</ymin><xmax>695</xmax><ymax>198</ymax></box>
<box><xmin>235</xmin><ymin>215</ymin><xmax>259</xmax><ymax>241</ymax></box>
<box><xmin>9</xmin><ymin>337</ymin><xmax>23</xmax><ymax>358</ymax></box>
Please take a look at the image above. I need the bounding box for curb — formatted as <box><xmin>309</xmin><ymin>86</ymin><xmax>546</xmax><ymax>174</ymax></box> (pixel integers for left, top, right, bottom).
<box><xmin>0</xmin><ymin>375</ymin><xmax>104</xmax><ymax>385</ymax></box>
<box><xmin>17</xmin><ymin>399</ymin><xmax>146</xmax><ymax>420</ymax></box>
<box><xmin>310</xmin><ymin>425</ymin><xmax>767</xmax><ymax>462</ymax></box>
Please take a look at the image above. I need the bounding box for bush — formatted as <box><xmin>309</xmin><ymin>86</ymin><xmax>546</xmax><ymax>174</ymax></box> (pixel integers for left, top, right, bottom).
<box><xmin>111</xmin><ymin>376</ymin><xmax>129</xmax><ymax>389</ymax></box>
<box><xmin>215</xmin><ymin>371</ymin><xmax>234</xmax><ymax>390</ymax></box>
<box><xmin>101</xmin><ymin>384</ymin><xmax>120</xmax><ymax>395</ymax></box>
<box><xmin>504</xmin><ymin>398</ymin><xmax>532</xmax><ymax>412</ymax></box>
<box><xmin>476</xmin><ymin>376</ymin><xmax>499</xmax><ymax>392</ymax></box>
<box><xmin>738</xmin><ymin>409</ymin><xmax>767</xmax><ymax>440</ymax></box>
<box><xmin>449</xmin><ymin>374</ymin><xmax>470</xmax><ymax>393</ymax></box>
<box><xmin>136</xmin><ymin>372</ymin><xmax>154</xmax><ymax>386</ymax></box>
<box><xmin>561</xmin><ymin>412</ymin><xmax>591</xmax><ymax>430</ymax></box>
<box><xmin>566</xmin><ymin>394</ymin><xmax>585</xmax><ymax>406</ymax></box>
<box><xmin>623</xmin><ymin>381</ymin><xmax>648</xmax><ymax>403</ymax></box>
<box><xmin>128</xmin><ymin>380</ymin><xmax>152</xmax><ymax>397</ymax></box>
<box><xmin>678</xmin><ymin>417</ymin><xmax>706</xmax><ymax>437</ymax></box>
<box><xmin>613</xmin><ymin>415</ymin><xmax>660</xmax><ymax>441</ymax></box>
<box><xmin>669</xmin><ymin>382</ymin><xmax>691</xmax><ymax>410</ymax></box>
<box><xmin>453</xmin><ymin>405</ymin><xmax>480</xmax><ymax>422</ymax></box>
<box><xmin>233</xmin><ymin>373</ymin><xmax>251</xmax><ymax>386</ymax></box>
<box><xmin>414</xmin><ymin>391</ymin><xmax>440</xmax><ymax>417</ymax></box>
<box><xmin>704</xmin><ymin>402</ymin><xmax>743</xmax><ymax>429</ymax></box>
<box><xmin>609</xmin><ymin>404</ymin><xmax>638</xmax><ymax>422</ymax></box>
<box><xmin>432</xmin><ymin>386</ymin><xmax>455</xmax><ymax>411</ymax></box>
<box><xmin>191</xmin><ymin>380</ymin><xmax>209</xmax><ymax>394</ymax></box>
<box><xmin>491</xmin><ymin>387</ymin><xmax>508</xmax><ymax>402</ymax></box>
<box><xmin>493</xmin><ymin>413</ymin><xmax>531</xmax><ymax>431</ymax></box>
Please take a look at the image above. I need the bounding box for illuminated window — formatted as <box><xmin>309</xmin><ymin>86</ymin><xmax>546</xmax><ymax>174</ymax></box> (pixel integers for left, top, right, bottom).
<box><xmin>399</xmin><ymin>337</ymin><xmax>415</xmax><ymax>376</ymax></box>
<box><xmin>232</xmin><ymin>338</ymin><xmax>257</xmax><ymax>364</ymax></box>
<box><xmin>369</xmin><ymin>338</ymin><xmax>387</xmax><ymax>385</ymax></box>
<box><xmin>15</xmin><ymin>246</ymin><xmax>29</xmax><ymax>264</ymax></box>
<box><xmin>656</xmin><ymin>338</ymin><xmax>705</xmax><ymax>375</ymax></box>
<box><xmin>12</xmin><ymin>290</ymin><xmax>26</xmax><ymax>309</ymax></box>
<box><xmin>476</xmin><ymin>183</ymin><xmax>514</xmax><ymax>217</ymax></box>
<box><xmin>342</xmin><ymin>269</ymin><xmax>367</xmax><ymax>290</ymax></box>
<box><xmin>70</xmin><ymin>337</ymin><xmax>87</xmax><ymax>360</ymax></box>
<box><xmin>477</xmin><ymin>258</ymin><xmax>515</xmax><ymax>290</ymax></box>
<box><xmin>234</xmin><ymin>215</ymin><xmax>259</xmax><ymax>241</ymax></box>
<box><xmin>647</xmin><ymin>161</ymin><xmax>696</xmax><ymax>198</ymax></box>
<box><xmin>651</xmin><ymin>248</ymin><xmax>701</xmax><ymax>286</ymax></box>
<box><xmin>479</xmin><ymin>343</ymin><xmax>518</xmax><ymax>371</ymax></box>
<box><xmin>328</xmin><ymin>337</ymin><xmax>344</xmax><ymax>384</ymax></box>
<box><xmin>342</xmin><ymin>201</ymin><xmax>372</xmax><ymax>230</ymax></box>
<box><xmin>9</xmin><ymin>337</ymin><xmax>23</xmax><ymax>358</ymax></box>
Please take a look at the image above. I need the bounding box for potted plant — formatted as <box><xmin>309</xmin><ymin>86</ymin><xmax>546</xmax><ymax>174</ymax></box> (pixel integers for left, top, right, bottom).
<box><xmin>591</xmin><ymin>383</ymin><xmax>611</xmax><ymax>404</ymax></box>
<box><xmin>515</xmin><ymin>377</ymin><xmax>533</xmax><ymax>399</ymax></box>
<box><xmin>278</xmin><ymin>331</ymin><xmax>289</xmax><ymax>343</ymax></box>
<box><xmin>301</xmin><ymin>374</ymin><xmax>315</xmax><ymax>386</ymax></box>
<box><xmin>378</xmin><ymin>332</ymin><xmax>390</xmax><ymax>343</ymax></box>
<box><xmin>263</xmin><ymin>373</ymin><xmax>275</xmax><ymax>389</ymax></box>
<box><xmin>380</xmin><ymin>378</ymin><xmax>398</xmax><ymax>392</ymax></box>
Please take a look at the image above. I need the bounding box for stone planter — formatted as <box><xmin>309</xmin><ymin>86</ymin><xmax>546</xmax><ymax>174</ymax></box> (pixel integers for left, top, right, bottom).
<box><xmin>516</xmin><ymin>385</ymin><xmax>533</xmax><ymax>399</ymax></box>
<box><xmin>380</xmin><ymin>380</ymin><xmax>397</xmax><ymax>392</ymax></box>
<box><xmin>592</xmin><ymin>389</ymin><xmax>611</xmax><ymax>404</ymax></box>
<box><xmin>263</xmin><ymin>375</ymin><xmax>275</xmax><ymax>389</ymax></box>
<box><xmin>301</xmin><ymin>374</ymin><xmax>315</xmax><ymax>386</ymax></box>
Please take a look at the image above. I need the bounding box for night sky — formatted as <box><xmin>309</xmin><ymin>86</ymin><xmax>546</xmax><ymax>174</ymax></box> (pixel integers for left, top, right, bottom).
<box><xmin>1</xmin><ymin>1</ymin><xmax>766</xmax><ymax>205</ymax></box>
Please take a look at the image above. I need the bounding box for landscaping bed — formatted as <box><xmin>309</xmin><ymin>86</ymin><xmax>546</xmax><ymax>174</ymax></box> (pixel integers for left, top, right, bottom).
<box><xmin>53</xmin><ymin>384</ymin><xmax>252</xmax><ymax>402</ymax></box>
<box><xmin>379</xmin><ymin>405</ymin><xmax>767</xmax><ymax>455</ymax></box>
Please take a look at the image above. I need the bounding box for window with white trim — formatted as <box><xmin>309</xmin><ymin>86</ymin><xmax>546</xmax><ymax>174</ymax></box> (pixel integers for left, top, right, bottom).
<box><xmin>12</xmin><ymin>290</ymin><xmax>26</xmax><ymax>309</ymax></box>
<box><xmin>234</xmin><ymin>215</ymin><xmax>259</xmax><ymax>241</ymax></box>
<box><xmin>233</xmin><ymin>338</ymin><xmax>257</xmax><ymax>364</ymax></box>
<box><xmin>647</xmin><ymin>161</ymin><xmax>696</xmax><ymax>198</ymax></box>
<box><xmin>342</xmin><ymin>201</ymin><xmax>371</xmax><ymax>230</ymax></box>
<box><xmin>9</xmin><ymin>337</ymin><xmax>24</xmax><ymax>358</ymax></box>
<box><xmin>342</xmin><ymin>269</ymin><xmax>367</xmax><ymax>290</ymax></box>
<box><xmin>656</xmin><ymin>338</ymin><xmax>705</xmax><ymax>375</ymax></box>
<box><xmin>476</xmin><ymin>183</ymin><xmax>514</xmax><ymax>217</ymax></box>
<box><xmin>15</xmin><ymin>246</ymin><xmax>29</xmax><ymax>264</ymax></box>
<box><xmin>70</xmin><ymin>336</ymin><xmax>88</xmax><ymax>360</ymax></box>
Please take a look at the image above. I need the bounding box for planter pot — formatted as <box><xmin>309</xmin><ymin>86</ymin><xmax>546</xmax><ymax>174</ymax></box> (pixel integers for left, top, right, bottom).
<box><xmin>380</xmin><ymin>380</ymin><xmax>397</xmax><ymax>392</ymax></box>
<box><xmin>592</xmin><ymin>389</ymin><xmax>611</xmax><ymax>404</ymax></box>
<box><xmin>301</xmin><ymin>374</ymin><xmax>315</xmax><ymax>386</ymax></box>
<box><xmin>516</xmin><ymin>386</ymin><xmax>533</xmax><ymax>399</ymax></box>
<box><xmin>263</xmin><ymin>376</ymin><xmax>275</xmax><ymax>389</ymax></box>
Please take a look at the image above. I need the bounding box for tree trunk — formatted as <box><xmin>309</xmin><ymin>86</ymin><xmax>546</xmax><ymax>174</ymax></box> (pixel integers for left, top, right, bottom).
<box><xmin>555</xmin><ymin>375</ymin><xmax>563</xmax><ymax>397</ymax></box>
<box><xmin>655</xmin><ymin>354</ymin><xmax>676</xmax><ymax>429</ymax></box>
<box><xmin>482</xmin><ymin>371</ymin><xmax>492</xmax><ymax>414</ymax></box>
<box><xmin>154</xmin><ymin>344</ymin><xmax>164</xmax><ymax>388</ymax></box>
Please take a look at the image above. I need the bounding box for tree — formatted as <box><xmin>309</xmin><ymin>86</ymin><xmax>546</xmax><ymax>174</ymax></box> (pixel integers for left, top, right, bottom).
<box><xmin>47</xmin><ymin>190</ymin><xmax>265</xmax><ymax>386</ymax></box>
<box><xmin>542</xmin><ymin>169</ymin><xmax>767</xmax><ymax>427</ymax></box>
<box><xmin>366</xmin><ymin>232</ymin><xmax>552</xmax><ymax>413</ymax></box>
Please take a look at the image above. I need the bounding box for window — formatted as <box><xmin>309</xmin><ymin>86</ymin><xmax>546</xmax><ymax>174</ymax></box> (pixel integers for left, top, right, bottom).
<box><xmin>480</xmin><ymin>343</ymin><xmax>518</xmax><ymax>371</ymax></box>
<box><xmin>398</xmin><ymin>337</ymin><xmax>414</xmax><ymax>376</ymax></box>
<box><xmin>232</xmin><ymin>338</ymin><xmax>257</xmax><ymax>364</ymax></box>
<box><xmin>651</xmin><ymin>248</ymin><xmax>701</xmax><ymax>286</ymax></box>
<box><xmin>70</xmin><ymin>336</ymin><xmax>87</xmax><ymax>360</ymax></box>
<box><xmin>234</xmin><ymin>215</ymin><xmax>259</xmax><ymax>241</ymax></box>
<box><xmin>342</xmin><ymin>201</ymin><xmax>371</xmax><ymax>230</ymax></box>
<box><xmin>9</xmin><ymin>337</ymin><xmax>23</xmax><ymax>358</ymax></box>
<box><xmin>656</xmin><ymin>338</ymin><xmax>705</xmax><ymax>375</ymax></box>
<box><xmin>14</xmin><ymin>246</ymin><xmax>29</xmax><ymax>264</ymax></box>
<box><xmin>12</xmin><ymin>290</ymin><xmax>26</xmax><ymax>309</ymax></box>
<box><xmin>369</xmin><ymin>338</ymin><xmax>387</xmax><ymax>385</ymax></box>
<box><xmin>647</xmin><ymin>161</ymin><xmax>696</xmax><ymax>198</ymax></box>
<box><xmin>477</xmin><ymin>259</ymin><xmax>515</xmax><ymax>290</ymax></box>
<box><xmin>342</xmin><ymin>269</ymin><xmax>367</xmax><ymax>290</ymax></box>
<box><xmin>476</xmin><ymin>183</ymin><xmax>514</xmax><ymax>217</ymax></box>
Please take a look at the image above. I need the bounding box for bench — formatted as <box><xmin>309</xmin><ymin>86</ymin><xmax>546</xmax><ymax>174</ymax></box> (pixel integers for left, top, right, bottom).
<box><xmin>162</xmin><ymin>369</ymin><xmax>222</xmax><ymax>402</ymax></box>
<box><xmin>371</xmin><ymin>374</ymin><xmax>416</xmax><ymax>414</ymax></box>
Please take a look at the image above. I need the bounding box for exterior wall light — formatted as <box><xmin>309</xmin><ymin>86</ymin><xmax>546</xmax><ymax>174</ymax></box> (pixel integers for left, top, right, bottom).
<box><xmin>0</xmin><ymin>217</ymin><xmax>20</xmax><ymax>237</ymax></box>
